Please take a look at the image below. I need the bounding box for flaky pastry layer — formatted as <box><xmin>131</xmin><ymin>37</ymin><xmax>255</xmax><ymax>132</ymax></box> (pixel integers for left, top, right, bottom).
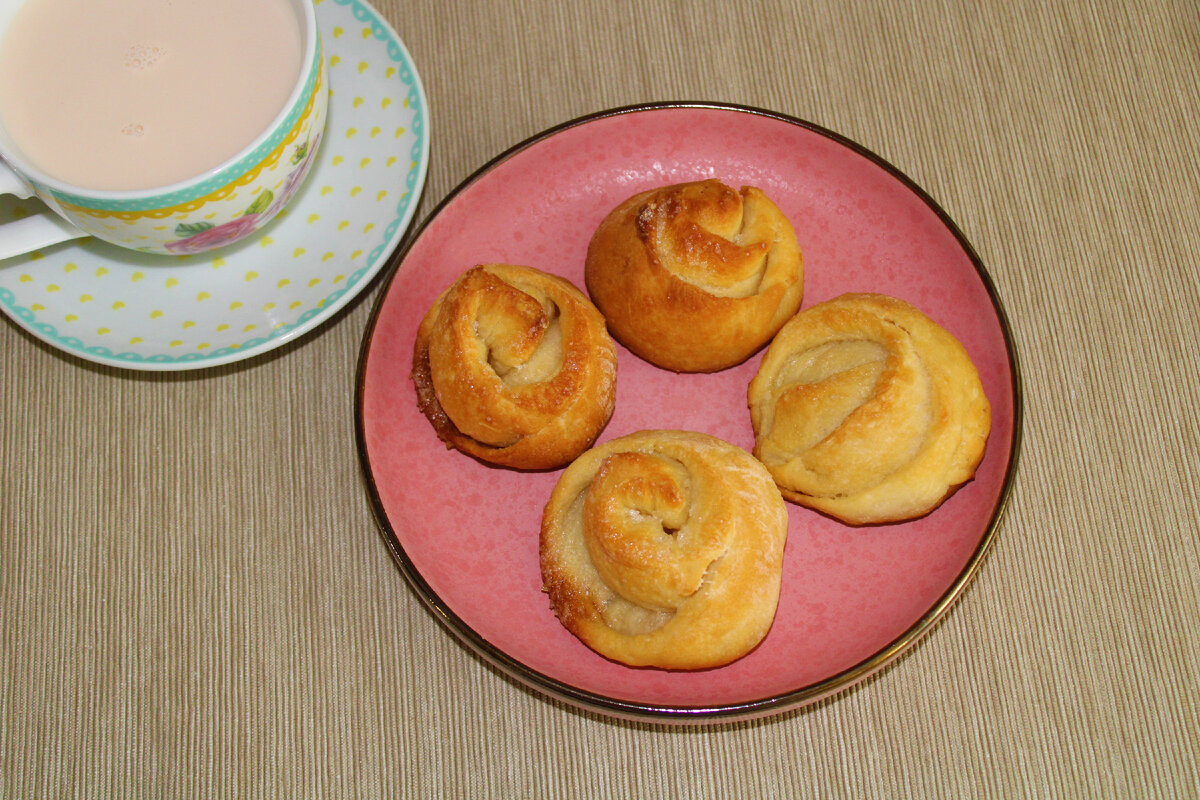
<box><xmin>585</xmin><ymin>179</ymin><xmax>804</xmax><ymax>372</ymax></box>
<box><xmin>540</xmin><ymin>430</ymin><xmax>788</xmax><ymax>669</ymax></box>
<box><xmin>412</xmin><ymin>264</ymin><xmax>617</xmax><ymax>470</ymax></box>
<box><xmin>748</xmin><ymin>293</ymin><xmax>991</xmax><ymax>524</ymax></box>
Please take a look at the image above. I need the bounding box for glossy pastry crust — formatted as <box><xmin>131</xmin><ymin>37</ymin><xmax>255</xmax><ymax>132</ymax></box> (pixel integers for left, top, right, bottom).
<box><xmin>585</xmin><ymin>179</ymin><xmax>804</xmax><ymax>373</ymax></box>
<box><xmin>411</xmin><ymin>263</ymin><xmax>617</xmax><ymax>470</ymax></box>
<box><xmin>748</xmin><ymin>293</ymin><xmax>991</xmax><ymax>524</ymax></box>
<box><xmin>540</xmin><ymin>429</ymin><xmax>789</xmax><ymax>669</ymax></box>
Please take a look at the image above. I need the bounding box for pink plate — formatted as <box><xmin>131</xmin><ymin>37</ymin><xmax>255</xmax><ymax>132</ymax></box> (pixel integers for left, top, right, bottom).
<box><xmin>355</xmin><ymin>103</ymin><xmax>1021</xmax><ymax>723</ymax></box>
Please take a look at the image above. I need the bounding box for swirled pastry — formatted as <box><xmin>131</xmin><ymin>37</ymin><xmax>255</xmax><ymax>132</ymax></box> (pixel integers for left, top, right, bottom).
<box><xmin>411</xmin><ymin>264</ymin><xmax>618</xmax><ymax>470</ymax></box>
<box><xmin>540</xmin><ymin>430</ymin><xmax>788</xmax><ymax>669</ymax></box>
<box><xmin>748</xmin><ymin>293</ymin><xmax>991</xmax><ymax>525</ymax></box>
<box><xmin>585</xmin><ymin>179</ymin><xmax>804</xmax><ymax>373</ymax></box>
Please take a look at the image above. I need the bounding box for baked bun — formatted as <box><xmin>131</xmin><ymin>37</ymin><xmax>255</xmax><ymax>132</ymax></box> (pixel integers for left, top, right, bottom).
<box><xmin>748</xmin><ymin>293</ymin><xmax>991</xmax><ymax>525</ymax></box>
<box><xmin>540</xmin><ymin>430</ymin><xmax>788</xmax><ymax>669</ymax></box>
<box><xmin>585</xmin><ymin>179</ymin><xmax>803</xmax><ymax>373</ymax></box>
<box><xmin>411</xmin><ymin>264</ymin><xmax>617</xmax><ymax>470</ymax></box>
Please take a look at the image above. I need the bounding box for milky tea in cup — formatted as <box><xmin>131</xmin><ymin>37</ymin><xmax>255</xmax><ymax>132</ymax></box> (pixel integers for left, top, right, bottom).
<box><xmin>0</xmin><ymin>0</ymin><xmax>327</xmax><ymax>256</ymax></box>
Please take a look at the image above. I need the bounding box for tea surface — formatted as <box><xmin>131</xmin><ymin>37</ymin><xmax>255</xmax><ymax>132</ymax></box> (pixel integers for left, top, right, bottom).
<box><xmin>0</xmin><ymin>0</ymin><xmax>303</xmax><ymax>190</ymax></box>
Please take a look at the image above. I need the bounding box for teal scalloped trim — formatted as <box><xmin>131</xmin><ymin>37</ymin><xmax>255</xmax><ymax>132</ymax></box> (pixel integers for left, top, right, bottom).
<box><xmin>0</xmin><ymin>0</ymin><xmax>428</xmax><ymax>369</ymax></box>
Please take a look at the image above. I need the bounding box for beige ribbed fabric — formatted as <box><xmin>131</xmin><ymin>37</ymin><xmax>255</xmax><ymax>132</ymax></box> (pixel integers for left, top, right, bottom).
<box><xmin>2</xmin><ymin>0</ymin><xmax>1198</xmax><ymax>796</ymax></box>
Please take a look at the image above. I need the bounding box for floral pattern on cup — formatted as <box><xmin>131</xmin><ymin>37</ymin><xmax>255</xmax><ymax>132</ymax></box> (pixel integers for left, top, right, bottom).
<box><xmin>164</xmin><ymin>133</ymin><xmax>322</xmax><ymax>254</ymax></box>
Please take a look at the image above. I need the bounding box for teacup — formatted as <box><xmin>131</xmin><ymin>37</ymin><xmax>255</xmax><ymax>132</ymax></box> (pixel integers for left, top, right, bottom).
<box><xmin>0</xmin><ymin>0</ymin><xmax>327</xmax><ymax>259</ymax></box>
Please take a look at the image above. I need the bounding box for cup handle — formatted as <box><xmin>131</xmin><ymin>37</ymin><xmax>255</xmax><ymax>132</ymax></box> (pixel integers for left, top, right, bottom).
<box><xmin>0</xmin><ymin>159</ymin><xmax>88</xmax><ymax>260</ymax></box>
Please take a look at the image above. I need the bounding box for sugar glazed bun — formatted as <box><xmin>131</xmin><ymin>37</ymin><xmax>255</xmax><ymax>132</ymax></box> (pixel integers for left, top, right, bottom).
<box><xmin>585</xmin><ymin>179</ymin><xmax>804</xmax><ymax>373</ymax></box>
<box><xmin>748</xmin><ymin>293</ymin><xmax>991</xmax><ymax>525</ymax></box>
<box><xmin>411</xmin><ymin>264</ymin><xmax>618</xmax><ymax>470</ymax></box>
<box><xmin>540</xmin><ymin>430</ymin><xmax>789</xmax><ymax>669</ymax></box>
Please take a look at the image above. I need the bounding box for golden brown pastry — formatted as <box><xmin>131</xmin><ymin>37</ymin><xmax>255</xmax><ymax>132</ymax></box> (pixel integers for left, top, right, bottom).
<box><xmin>748</xmin><ymin>293</ymin><xmax>991</xmax><ymax>524</ymax></box>
<box><xmin>584</xmin><ymin>179</ymin><xmax>804</xmax><ymax>373</ymax></box>
<box><xmin>411</xmin><ymin>264</ymin><xmax>617</xmax><ymax>470</ymax></box>
<box><xmin>540</xmin><ymin>430</ymin><xmax>789</xmax><ymax>669</ymax></box>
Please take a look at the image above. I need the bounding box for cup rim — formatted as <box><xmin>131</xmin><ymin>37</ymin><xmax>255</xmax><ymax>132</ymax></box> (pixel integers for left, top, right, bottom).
<box><xmin>0</xmin><ymin>0</ymin><xmax>319</xmax><ymax>202</ymax></box>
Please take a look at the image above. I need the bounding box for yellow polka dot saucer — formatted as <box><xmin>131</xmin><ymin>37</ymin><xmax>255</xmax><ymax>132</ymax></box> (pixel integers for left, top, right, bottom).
<box><xmin>0</xmin><ymin>0</ymin><xmax>429</xmax><ymax>371</ymax></box>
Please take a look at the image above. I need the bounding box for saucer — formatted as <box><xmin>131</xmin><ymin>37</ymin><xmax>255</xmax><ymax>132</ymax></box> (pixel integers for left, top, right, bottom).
<box><xmin>0</xmin><ymin>0</ymin><xmax>429</xmax><ymax>371</ymax></box>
